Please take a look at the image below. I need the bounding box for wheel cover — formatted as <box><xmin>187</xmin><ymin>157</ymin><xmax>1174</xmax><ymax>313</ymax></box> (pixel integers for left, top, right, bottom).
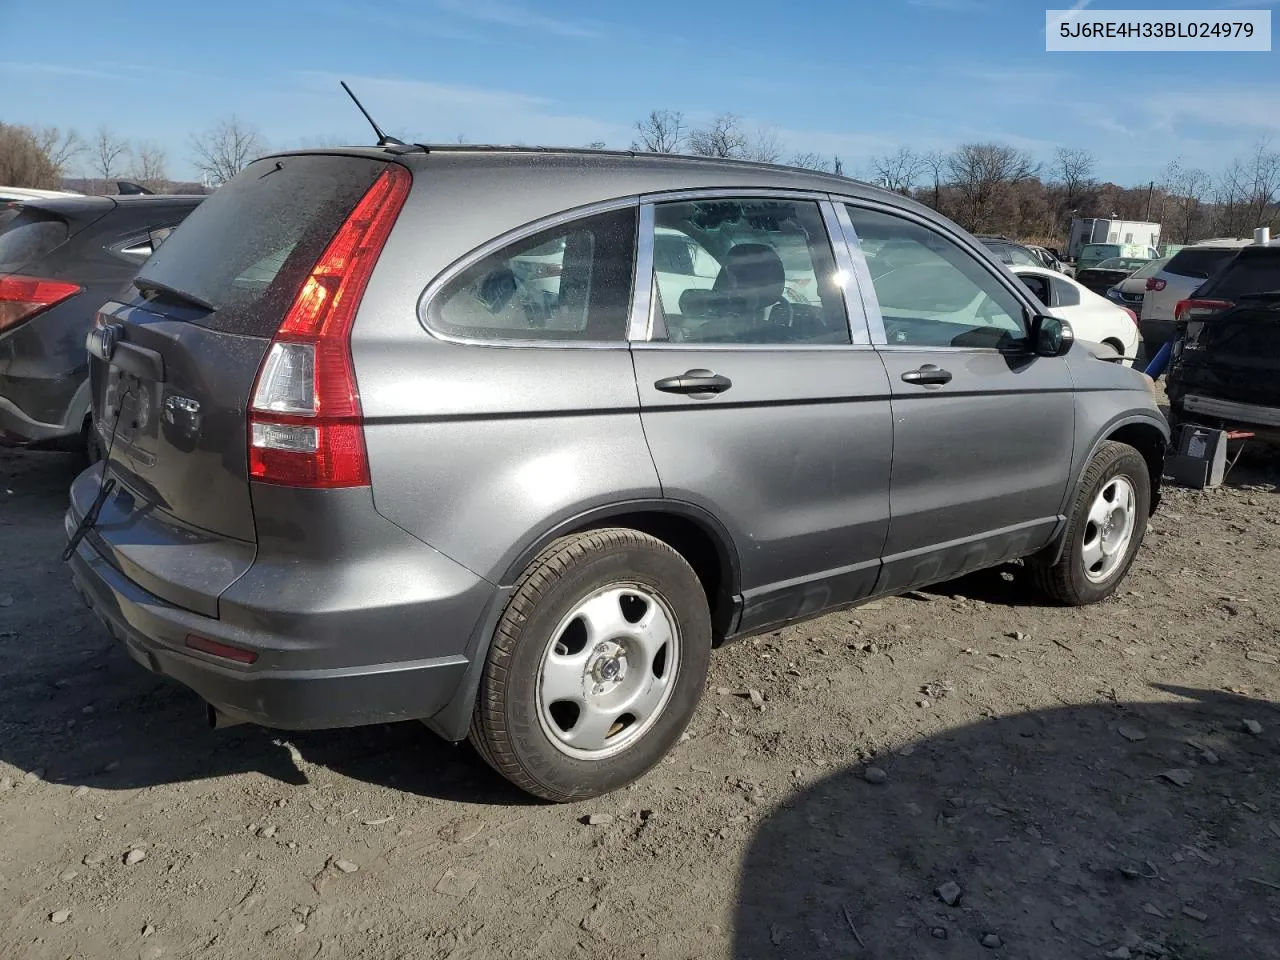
<box><xmin>1081</xmin><ymin>475</ymin><xmax>1137</xmax><ymax>584</ymax></box>
<box><xmin>535</xmin><ymin>583</ymin><xmax>681</xmax><ymax>761</ymax></box>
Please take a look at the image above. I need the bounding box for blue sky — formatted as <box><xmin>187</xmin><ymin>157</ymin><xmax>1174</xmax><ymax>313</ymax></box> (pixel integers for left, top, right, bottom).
<box><xmin>2</xmin><ymin>0</ymin><xmax>1277</xmax><ymax>185</ymax></box>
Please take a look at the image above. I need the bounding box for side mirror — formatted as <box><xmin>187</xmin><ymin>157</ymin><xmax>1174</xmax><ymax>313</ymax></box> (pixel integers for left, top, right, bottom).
<box><xmin>1032</xmin><ymin>315</ymin><xmax>1074</xmax><ymax>358</ymax></box>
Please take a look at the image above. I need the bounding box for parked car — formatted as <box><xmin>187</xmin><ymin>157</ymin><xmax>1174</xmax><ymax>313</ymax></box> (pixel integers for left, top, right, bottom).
<box><xmin>1103</xmin><ymin>256</ymin><xmax>1169</xmax><ymax>314</ymax></box>
<box><xmin>0</xmin><ymin>193</ymin><xmax>203</xmax><ymax>452</ymax></box>
<box><xmin>1167</xmin><ymin>241</ymin><xmax>1280</xmax><ymax>441</ymax></box>
<box><xmin>1076</xmin><ymin>243</ymin><xmax>1159</xmax><ymax>274</ymax></box>
<box><xmin>976</xmin><ymin>235</ymin><xmax>1044</xmax><ymax>269</ymax></box>
<box><xmin>1074</xmin><ymin>256</ymin><xmax>1151</xmax><ymax>297</ymax></box>
<box><xmin>0</xmin><ymin>185</ymin><xmax>82</xmax><ymax>204</ymax></box>
<box><xmin>1138</xmin><ymin>239</ymin><xmax>1254</xmax><ymax>357</ymax></box>
<box><xmin>65</xmin><ymin>147</ymin><xmax>1167</xmax><ymax>802</ymax></box>
<box><xmin>1012</xmin><ymin>265</ymin><xmax>1141</xmax><ymax>365</ymax></box>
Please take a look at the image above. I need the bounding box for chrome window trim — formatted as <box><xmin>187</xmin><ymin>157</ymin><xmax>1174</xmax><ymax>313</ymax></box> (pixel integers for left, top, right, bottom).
<box><xmin>820</xmin><ymin>199</ymin><xmax>871</xmax><ymax>346</ymax></box>
<box><xmin>627</xmin><ymin>203</ymin><xmax>656</xmax><ymax>341</ymax></box>
<box><xmin>830</xmin><ymin>200</ymin><xmax>888</xmax><ymax>346</ymax></box>
<box><xmin>636</xmin><ymin>190</ymin><xmax>874</xmax><ymax>350</ymax></box>
<box><xmin>416</xmin><ymin>196</ymin><xmax>640</xmax><ymax>349</ymax></box>
<box><xmin>834</xmin><ymin>196</ymin><xmax>1043</xmax><ymax>354</ymax></box>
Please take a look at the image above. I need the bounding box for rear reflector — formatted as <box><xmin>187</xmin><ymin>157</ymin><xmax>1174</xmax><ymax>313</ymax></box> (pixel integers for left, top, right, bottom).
<box><xmin>185</xmin><ymin>634</ymin><xmax>259</xmax><ymax>664</ymax></box>
<box><xmin>248</xmin><ymin>164</ymin><xmax>411</xmax><ymax>488</ymax></box>
<box><xmin>0</xmin><ymin>275</ymin><xmax>81</xmax><ymax>332</ymax></box>
<box><xmin>1174</xmin><ymin>298</ymin><xmax>1234</xmax><ymax>324</ymax></box>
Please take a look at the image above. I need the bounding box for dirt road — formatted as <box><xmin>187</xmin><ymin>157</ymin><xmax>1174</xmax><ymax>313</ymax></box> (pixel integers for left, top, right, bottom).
<box><xmin>2</xmin><ymin>445</ymin><xmax>1278</xmax><ymax>960</ymax></box>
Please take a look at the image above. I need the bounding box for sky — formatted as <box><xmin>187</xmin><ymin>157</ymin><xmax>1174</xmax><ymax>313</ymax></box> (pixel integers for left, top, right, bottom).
<box><xmin>2</xmin><ymin>0</ymin><xmax>1278</xmax><ymax>186</ymax></box>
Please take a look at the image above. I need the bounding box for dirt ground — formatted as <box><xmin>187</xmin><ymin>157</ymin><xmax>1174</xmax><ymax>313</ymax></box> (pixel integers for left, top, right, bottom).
<box><xmin>2</xmin><ymin>433</ymin><xmax>1279</xmax><ymax>960</ymax></box>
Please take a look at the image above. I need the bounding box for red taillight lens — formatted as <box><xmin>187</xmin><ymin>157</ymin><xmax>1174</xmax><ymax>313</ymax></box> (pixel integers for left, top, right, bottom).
<box><xmin>1146</xmin><ymin>277</ymin><xmax>1166</xmax><ymax>292</ymax></box>
<box><xmin>185</xmin><ymin>634</ymin><xmax>258</xmax><ymax>664</ymax></box>
<box><xmin>0</xmin><ymin>275</ymin><xmax>81</xmax><ymax>332</ymax></box>
<box><xmin>1122</xmin><ymin>307</ymin><xmax>1138</xmax><ymax>325</ymax></box>
<box><xmin>1174</xmin><ymin>298</ymin><xmax>1234</xmax><ymax>324</ymax></box>
<box><xmin>248</xmin><ymin>164</ymin><xmax>411</xmax><ymax>488</ymax></box>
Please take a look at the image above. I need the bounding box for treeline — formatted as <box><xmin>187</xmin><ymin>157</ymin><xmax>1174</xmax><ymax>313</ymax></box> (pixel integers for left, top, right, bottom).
<box><xmin>628</xmin><ymin>110</ymin><xmax>1280</xmax><ymax>246</ymax></box>
<box><xmin>0</xmin><ymin>116</ymin><xmax>265</xmax><ymax>195</ymax></box>
<box><xmin>6</xmin><ymin>107</ymin><xmax>1278</xmax><ymax>247</ymax></box>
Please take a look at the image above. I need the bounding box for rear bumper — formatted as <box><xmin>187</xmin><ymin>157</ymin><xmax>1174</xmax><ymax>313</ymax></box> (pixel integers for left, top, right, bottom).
<box><xmin>66</xmin><ymin>512</ymin><xmax>483</xmax><ymax>731</ymax></box>
<box><xmin>1139</xmin><ymin>317</ymin><xmax>1174</xmax><ymax>351</ymax></box>
<box><xmin>1177</xmin><ymin>393</ymin><xmax>1280</xmax><ymax>444</ymax></box>
<box><xmin>0</xmin><ymin>384</ymin><xmax>86</xmax><ymax>446</ymax></box>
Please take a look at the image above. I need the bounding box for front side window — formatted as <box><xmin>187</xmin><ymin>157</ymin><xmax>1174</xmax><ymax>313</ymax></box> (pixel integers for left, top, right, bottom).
<box><xmin>650</xmin><ymin>198</ymin><xmax>849</xmax><ymax>345</ymax></box>
<box><xmin>1006</xmin><ymin>245</ymin><xmax>1042</xmax><ymax>268</ymax></box>
<box><xmin>428</xmin><ymin>207</ymin><xmax>637</xmax><ymax>341</ymax></box>
<box><xmin>848</xmin><ymin>206</ymin><xmax>1027</xmax><ymax>349</ymax></box>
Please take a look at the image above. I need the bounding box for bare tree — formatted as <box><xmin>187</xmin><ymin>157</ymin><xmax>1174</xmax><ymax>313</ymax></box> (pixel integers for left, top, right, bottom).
<box><xmin>745</xmin><ymin>126</ymin><xmax>784</xmax><ymax>164</ymax></box>
<box><xmin>584</xmin><ymin>140</ymin><xmax>607</xmax><ymax>150</ymax></box>
<box><xmin>1053</xmin><ymin>146</ymin><xmax>1096</xmax><ymax>213</ymax></box>
<box><xmin>0</xmin><ymin>122</ymin><xmax>61</xmax><ymax>189</ymax></box>
<box><xmin>37</xmin><ymin>127</ymin><xmax>84</xmax><ymax>177</ymax></box>
<box><xmin>1213</xmin><ymin>138</ymin><xmax>1280</xmax><ymax>237</ymax></box>
<box><xmin>790</xmin><ymin>151</ymin><xmax>829</xmax><ymax>172</ymax></box>
<box><xmin>688</xmin><ymin>113</ymin><xmax>748</xmax><ymax>159</ymax></box>
<box><xmin>631</xmin><ymin>110</ymin><xmax>686</xmax><ymax>153</ymax></box>
<box><xmin>920</xmin><ymin>150</ymin><xmax>947</xmax><ymax>209</ymax></box>
<box><xmin>831</xmin><ymin>155</ymin><xmax>844</xmax><ymax>177</ymax></box>
<box><xmin>1162</xmin><ymin>159</ymin><xmax>1212</xmax><ymax>244</ymax></box>
<box><xmin>191</xmin><ymin>116</ymin><xmax>264</xmax><ymax>187</ymax></box>
<box><xmin>870</xmin><ymin>147</ymin><xmax>925</xmax><ymax>194</ymax></box>
<box><xmin>946</xmin><ymin>143</ymin><xmax>1039</xmax><ymax>233</ymax></box>
<box><xmin>94</xmin><ymin>126</ymin><xmax>130</xmax><ymax>191</ymax></box>
<box><xmin>130</xmin><ymin>141</ymin><xmax>169</xmax><ymax>193</ymax></box>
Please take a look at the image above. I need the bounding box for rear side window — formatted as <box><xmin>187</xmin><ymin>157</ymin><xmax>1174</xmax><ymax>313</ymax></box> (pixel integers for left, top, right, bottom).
<box><xmin>427</xmin><ymin>207</ymin><xmax>637</xmax><ymax>342</ymax></box>
<box><xmin>135</xmin><ymin>155</ymin><xmax>387</xmax><ymax>337</ymax></box>
<box><xmin>1005</xmin><ymin>245</ymin><xmax>1041</xmax><ymax>268</ymax></box>
<box><xmin>0</xmin><ymin>207</ymin><xmax>69</xmax><ymax>272</ymax></box>
<box><xmin>1165</xmin><ymin>247</ymin><xmax>1239</xmax><ymax>281</ymax></box>
<box><xmin>1204</xmin><ymin>251</ymin><xmax>1280</xmax><ymax>299</ymax></box>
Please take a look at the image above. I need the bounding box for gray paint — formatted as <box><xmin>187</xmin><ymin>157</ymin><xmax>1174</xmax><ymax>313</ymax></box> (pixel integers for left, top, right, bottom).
<box><xmin>66</xmin><ymin>146</ymin><xmax>1169</xmax><ymax>741</ymax></box>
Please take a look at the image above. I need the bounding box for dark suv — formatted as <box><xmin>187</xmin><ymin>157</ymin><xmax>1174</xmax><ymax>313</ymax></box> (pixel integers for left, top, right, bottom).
<box><xmin>1167</xmin><ymin>241</ymin><xmax>1280</xmax><ymax>441</ymax></box>
<box><xmin>66</xmin><ymin>147</ymin><xmax>1167</xmax><ymax>802</ymax></box>
<box><xmin>0</xmin><ymin>193</ymin><xmax>203</xmax><ymax>452</ymax></box>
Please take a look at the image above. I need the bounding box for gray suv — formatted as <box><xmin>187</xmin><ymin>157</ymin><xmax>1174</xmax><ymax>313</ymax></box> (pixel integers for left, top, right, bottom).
<box><xmin>66</xmin><ymin>147</ymin><xmax>1168</xmax><ymax>802</ymax></box>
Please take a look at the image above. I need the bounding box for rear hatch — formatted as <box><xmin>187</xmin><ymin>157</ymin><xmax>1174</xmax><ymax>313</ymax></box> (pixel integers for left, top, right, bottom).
<box><xmin>1142</xmin><ymin>247</ymin><xmax>1242</xmax><ymax>321</ymax></box>
<box><xmin>1171</xmin><ymin>247</ymin><xmax>1280</xmax><ymax>407</ymax></box>
<box><xmin>84</xmin><ymin>154</ymin><xmax>393</xmax><ymax>611</ymax></box>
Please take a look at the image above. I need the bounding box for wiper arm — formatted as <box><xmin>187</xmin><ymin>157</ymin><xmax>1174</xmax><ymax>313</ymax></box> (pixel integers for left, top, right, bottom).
<box><xmin>133</xmin><ymin>277</ymin><xmax>215</xmax><ymax>312</ymax></box>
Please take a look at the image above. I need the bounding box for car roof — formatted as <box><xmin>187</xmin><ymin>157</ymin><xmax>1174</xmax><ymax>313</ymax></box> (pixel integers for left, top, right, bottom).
<box><xmin>265</xmin><ymin>143</ymin><xmax>931</xmax><ymax>211</ymax></box>
<box><xmin>0</xmin><ymin>185</ymin><xmax>84</xmax><ymax>201</ymax></box>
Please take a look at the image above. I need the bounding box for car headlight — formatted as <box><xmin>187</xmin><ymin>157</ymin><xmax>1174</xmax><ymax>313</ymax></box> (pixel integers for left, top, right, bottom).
<box><xmin>1105</xmin><ymin>288</ymin><xmax>1123</xmax><ymax>302</ymax></box>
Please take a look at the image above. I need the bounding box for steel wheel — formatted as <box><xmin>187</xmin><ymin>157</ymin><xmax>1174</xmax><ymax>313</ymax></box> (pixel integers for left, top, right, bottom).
<box><xmin>1081</xmin><ymin>475</ymin><xmax>1137</xmax><ymax>583</ymax></box>
<box><xmin>536</xmin><ymin>584</ymin><xmax>680</xmax><ymax>760</ymax></box>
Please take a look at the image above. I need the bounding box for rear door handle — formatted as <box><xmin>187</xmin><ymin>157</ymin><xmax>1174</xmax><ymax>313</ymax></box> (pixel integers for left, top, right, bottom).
<box><xmin>901</xmin><ymin>364</ymin><xmax>952</xmax><ymax>386</ymax></box>
<box><xmin>654</xmin><ymin>369</ymin><xmax>733</xmax><ymax>396</ymax></box>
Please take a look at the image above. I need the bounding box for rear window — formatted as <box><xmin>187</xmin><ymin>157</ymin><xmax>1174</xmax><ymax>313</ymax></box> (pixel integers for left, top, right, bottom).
<box><xmin>1203</xmin><ymin>250</ymin><xmax>1280</xmax><ymax>299</ymax></box>
<box><xmin>135</xmin><ymin>154</ymin><xmax>388</xmax><ymax>337</ymax></box>
<box><xmin>0</xmin><ymin>207</ymin><xmax>70</xmax><ymax>273</ymax></box>
<box><xmin>1164</xmin><ymin>247</ymin><xmax>1239</xmax><ymax>281</ymax></box>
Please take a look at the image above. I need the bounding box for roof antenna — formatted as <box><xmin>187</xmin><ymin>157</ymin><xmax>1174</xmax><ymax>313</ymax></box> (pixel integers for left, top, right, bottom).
<box><xmin>340</xmin><ymin>80</ymin><xmax>405</xmax><ymax>147</ymax></box>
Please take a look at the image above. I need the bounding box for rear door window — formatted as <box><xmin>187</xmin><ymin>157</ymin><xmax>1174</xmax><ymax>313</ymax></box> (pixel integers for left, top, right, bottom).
<box><xmin>0</xmin><ymin>207</ymin><xmax>69</xmax><ymax>273</ymax></box>
<box><xmin>134</xmin><ymin>155</ymin><xmax>388</xmax><ymax>337</ymax></box>
<box><xmin>427</xmin><ymin>206</ymin><xmax>637</xmax><ymax>342</ymax></box>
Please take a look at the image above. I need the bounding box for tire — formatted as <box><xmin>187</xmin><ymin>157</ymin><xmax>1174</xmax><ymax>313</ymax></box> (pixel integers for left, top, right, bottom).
<box><xmin>469</xmin><ymin>528</ymin><xmax>712</xmax><ymax>803</ymax></box>
<box><xmin>1032</xmin><ymin>441</ymin><xmax>1150</xmax><ymax>606</ymax></box>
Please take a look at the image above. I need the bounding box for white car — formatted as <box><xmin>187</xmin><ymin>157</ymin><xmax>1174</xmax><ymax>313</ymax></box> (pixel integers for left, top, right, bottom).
<box><xmin>1012</xmin><ymin>265</ymin><xmax>1141</xmax><ymax>366</ymax></box>
<box><xmin>1138</xmin><ymin>239</ymin><xmax>1253</xmax><ymax>353</ymax></box>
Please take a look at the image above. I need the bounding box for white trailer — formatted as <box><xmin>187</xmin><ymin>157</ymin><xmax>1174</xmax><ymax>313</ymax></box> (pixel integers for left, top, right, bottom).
<box><xmin>1067</xmin><ymin>218</ymin><xmax>1162</xmax><ymax>259</ymax></box>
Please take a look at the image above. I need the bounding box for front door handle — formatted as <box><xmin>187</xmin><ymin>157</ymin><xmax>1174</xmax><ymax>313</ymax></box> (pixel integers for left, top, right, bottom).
<box><xmin>654</xmin><ymin>369</ymin><xmax>733</xmax><ymax>396</ymax></box>
<box><xmin>901</xmin><ymin>364</ymin><xmax>952</xmax><ymax>386</ymax></box>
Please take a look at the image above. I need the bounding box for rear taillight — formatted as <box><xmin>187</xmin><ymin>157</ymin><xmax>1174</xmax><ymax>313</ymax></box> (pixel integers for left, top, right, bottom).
<box><xmin>248</xmin><ymin>164</ymin><xmax>411</xmax><ymax>488</ymax></box>
<box><xmin>1122</xmin><ymin>307</ymin><xmax>1138</xmax><ymax>326</ymax></box>
<box><xmin>1146</xmin><ymin>277</ymin><xmax>1166</xmax><ymax>292</ymax></box>
<box><xmin>1174</xmin><ymin>298</ymin><xmax>1234</xmax><ymax>324</ymax></box>
<box><xmin>0</xmin><ymin>276</ymin><xmax>81</xmax><ymax>332</ymax></box>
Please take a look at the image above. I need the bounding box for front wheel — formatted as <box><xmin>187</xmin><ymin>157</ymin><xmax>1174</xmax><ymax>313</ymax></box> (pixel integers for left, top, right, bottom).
<box><xmin>469</xmin><ymin>528</ymin><xmax>712</xmax><ymax>802</ymax></box>
<box><xmin>1032</xmin><ymin>441</ymin><xmax>1150</xmax><ymax>606</ymax></box>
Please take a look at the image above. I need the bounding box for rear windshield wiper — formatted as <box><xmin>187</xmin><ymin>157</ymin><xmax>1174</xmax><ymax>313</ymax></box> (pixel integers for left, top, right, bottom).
<box><xmin>133</xmin><ymin>277</ymin><xmax>216</xmax><ymax>312</ymax></box>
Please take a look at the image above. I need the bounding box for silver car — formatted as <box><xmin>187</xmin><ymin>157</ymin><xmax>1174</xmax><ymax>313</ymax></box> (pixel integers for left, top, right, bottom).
<box><xmin>66</xmin><ymin>147</ymin><xmax>1168</xmax><ymax>801</ymax></box>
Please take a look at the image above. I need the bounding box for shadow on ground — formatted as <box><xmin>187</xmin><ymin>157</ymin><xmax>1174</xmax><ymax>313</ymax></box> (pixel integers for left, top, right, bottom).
<box><xmin>735</xmin><ymin>686</ymin><xmax>1280</xmax><ymax>960</ymax></box>
<box><xmin>0</xmin><ymin>448</ymin><xmax>530</xmax><ymax>805</ymax></box>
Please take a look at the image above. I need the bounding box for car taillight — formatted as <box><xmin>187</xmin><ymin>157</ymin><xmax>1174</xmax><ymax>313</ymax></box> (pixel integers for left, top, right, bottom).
<box><xmin>1122</xmin><ymin>307</ymin><xmax>1138</xmax><ymax>326</ymax></box>
<box><xmin>1173</xmin><ymin>298</ymin><xmax>1234</xmax><ymax>324</ymax></box>
<box><xmin>1146</xmin><ymin>277</ymin><xmax>1166</xmax><ymax>292</ymax></box>
<box><xmin>248</xmin><ymin>164</ymin><xmax>411</xmax><ymax>488</ymax></box>
<box><xmin>0</xmin><ymin>275</ymin><xmax>81</xmax><ymax>332</ymax></box>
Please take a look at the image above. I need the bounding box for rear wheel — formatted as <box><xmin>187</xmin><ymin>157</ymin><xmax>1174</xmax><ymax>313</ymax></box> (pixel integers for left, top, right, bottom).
<box><xmin>469</xmin><ymin>529</ymin><xmax>712</xmax><ymax>802</ymax></box>
<box><xmin>1032</xmin><ymin>441</ymin><xmax>1150</xmax><ymax>606</ymax></box>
